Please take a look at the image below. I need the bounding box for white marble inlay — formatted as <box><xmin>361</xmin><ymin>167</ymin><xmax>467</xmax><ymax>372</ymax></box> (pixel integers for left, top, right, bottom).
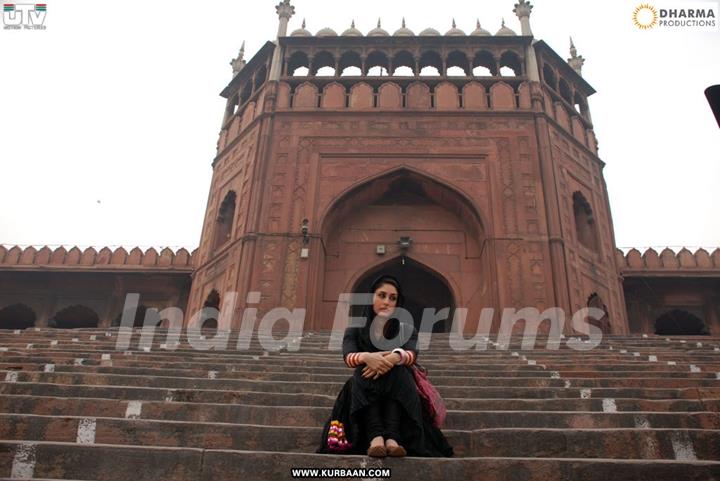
<box><xmin>125</xmin><ymin>401</ymin><xmax>142</xmax><ymax>419</ymax></box>
<box><xmin>76</xmin><ymin>418</ymin><xmax>97</xmax><ymax>444</ymax></box>
<box><xmin>10</xmin><ymin>443</ymin><xmax>36</xmax><ymax>479</ymax></box>
<box><xmin>602</xmin><ymin>398</ymin><xmax>617</xmax><ymax>413</ymax></box>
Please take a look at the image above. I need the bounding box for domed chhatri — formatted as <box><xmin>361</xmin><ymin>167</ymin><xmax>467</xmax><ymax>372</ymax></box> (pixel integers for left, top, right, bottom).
<box><xmin>290</xmin><ymin>18</ymin><xmax>311</xmax><ymax>37</ymax></box>
<box><xmin>495</xmin><ymin>18</ymin><xmax>517</xmax><ymax>36</ymax></box>
<box><xmin>445</xmin><ymin>19</ymin><xmax>466</xmax><ymax>36</ymax></box>
<box><xmin>367</xmin><ymin>18</ymin><xmax>389</xmax><ymax>36</ymax></box>
<box><xmin>419</xmin><ymin>26</ymin><xmax>441</xmax><ymax>36</ymax></box>
<box><xmin>316</xmin><ymin>27</ymin><xmax>338</xmax><ymax>37</ymax></box>
<box><xmin>342</xmin><ymin>20</ymin><xmax>363</xmax><ymax>37</ymax></box>
<box><xmin>393</xmin><ymin>18</ymin><xmax>414</xmax><ymax>37</ymax></box>
<box><xmin>471</xmin><ymin>19</ymin><xmax>491</xmax><ymax>36</ymax></box>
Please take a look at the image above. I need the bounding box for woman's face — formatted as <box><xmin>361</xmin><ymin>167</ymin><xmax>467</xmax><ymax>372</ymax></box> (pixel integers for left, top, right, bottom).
<box><xmin>372</xmin><ymin>282</ymin><xmax>398</xmax><ymax>318</ymax></box>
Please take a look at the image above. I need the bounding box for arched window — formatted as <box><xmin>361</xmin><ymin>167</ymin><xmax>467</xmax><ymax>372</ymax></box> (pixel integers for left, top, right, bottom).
<box><xmin>559</xmin><ymin>79</ymin><xmax>572</xmax><ymax>103</ymax></box>
<box><xmin>654</xmin><ymin>309</ymin><xmax>709</xmax><ymax>335</ymax></box>
<box><xmin>587</xmin><ymin>293</ymin><xmax>610</xmax><ymax>334</ymax></box>
<box><xmin>239</xmin><ymin>82</ymin><xmax>253</xmax><ymax>105</ymax></box>
<box><xmin>339</xmin><ymin>51</ymin><xmax>362</xmax><ymax>77</ymax></box>
<box><xmin>366</xmin><ymin>51</ymin><xmax>389</xmax><ymax>76</ymax></box>
<box><xmin>573</xmin><ymin>191</ymin><xmax>598</xmax><ymax>251</ymax></box>
<box><xmin>472</xmin><ymin>50</ymin><xmax>496</xmax><ymax>76</ymax></box>
<box><xmin>224</xmin><ymin>95</ymin><xmax>239</xmax><ymax>124</ymax></box>
<box><xmin>446</xmin><ymin>50</ymin><xmax>470</xmax><ymax>77</ymax></box>
<box><xmin>213</xmin><ymin>191</ymin><xmax>237</xmax><ymax>251</ymax></box>
<box><xmin>391</xmin><ymin>50</ymin><xmax>415</xmax><ymax>76</ymax></box>
<box><xmin>311</xmin><ymin>51</ymin><xmax>336</xmax><ymax>76</ymax></box>
<box><xmin>201</xmin><ymin>290</ymin><xmax>220</xmax><ymax>332</ymax></box>
<box><xmin>573</xmin><ymin>92</ymin><xmax>588</xmax><ymax>118</ymax></box>
<box><xmin>254</xmin><ymin>65</ymin><xmax>267</xmax><ymax>91</ymax></box>
<box><xmin>499</xmin><ymin>50</ymin><xmax>522</xmax><ymax>77</ymax></box>
<box><xmin>50</xmin><ymin>305</ymin><xmax>99</xmax><ymax>329</ymax></box>
<box><xmin>0</xmin><ymin>303</ymin><xmax>36</xmax><ymax>330</ymax></box>
<box><xmin>419</xmin><ymin>51</ymin><xmax>442</xmax><ymax>77</ymax></box>
<box><xmin>542</xmin><ymin>64</ymin><xmax>557</xmax><ymax>90</ymax></box>
<box><xmin>287</xmin><ymin>51</ymin><xmax>309</xmax><ymax>76</ymax></box>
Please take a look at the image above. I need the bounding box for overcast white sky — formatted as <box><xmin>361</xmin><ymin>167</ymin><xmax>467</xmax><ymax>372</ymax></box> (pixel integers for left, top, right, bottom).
<box><xmin>1</xmin><ymin>0</ymin><xmax>718</xmax><ymax>253</ymax></box>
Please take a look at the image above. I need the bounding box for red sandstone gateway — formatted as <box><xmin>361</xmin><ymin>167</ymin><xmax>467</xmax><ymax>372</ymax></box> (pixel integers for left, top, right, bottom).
<box><xmin>0</xmin><ymin>2</ymin><xmax>719</xmax><ymax>480</ymax></box>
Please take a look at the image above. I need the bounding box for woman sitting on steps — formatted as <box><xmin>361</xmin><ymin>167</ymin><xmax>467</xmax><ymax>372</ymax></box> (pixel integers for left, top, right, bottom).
<box><xmin>317</xmin><ymin>274</ymin><xmax>453</xmax><ymax>458</ymax></box>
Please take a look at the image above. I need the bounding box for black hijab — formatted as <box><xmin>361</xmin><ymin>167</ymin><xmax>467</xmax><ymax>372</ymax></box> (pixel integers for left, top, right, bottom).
<box><xmin>356</xmin><ymin>275</ymin><xmax>407</xmax><ymax>353</ymax></box>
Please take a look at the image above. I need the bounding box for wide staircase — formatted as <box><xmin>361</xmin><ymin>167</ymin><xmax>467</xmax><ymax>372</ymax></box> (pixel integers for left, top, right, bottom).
<box><xmin>0</xmin><ymin>327</ymin><xmax>719</xmax><ymax>480</ymax></box>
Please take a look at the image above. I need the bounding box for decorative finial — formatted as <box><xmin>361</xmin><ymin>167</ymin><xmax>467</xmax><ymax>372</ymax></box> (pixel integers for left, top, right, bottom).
<box><xmin>567</xmin><ymin>36</ymin><xmax>585</xmax><ymax>75</ymax></box>
<box><xmin>351</xmin><ymin>19</ymin><xmax>355</xmax><ymax>28</ymax></box>
<box><xmin>302</xmin><ymin>18</ymin><xmax>306</xmax><ymax>28</ymax></box>
<box><xmin>452</xmin><ymin>18</ymin><xmax>457</xmax><ymax>28</ymax></box>
<box><xmin>513</xmin><ymin>0</ymin><xmax>533</xmax><ymax>18</ymax></box>
<box><xmin>402</xmin><ymin>17</ymin><xmax>406</xmax><ymax>28</ymax></box>
<box><xmin>230</xmin><ymin>41</ymin><xmax>247</xmax><ymax>76</ymax></box>
<box><xmin>275</xmin><ymin>0</ymin><xmax>295</xmax><ymax>20</ymax></box>
<box><xmin>377</xmin><ymin>18</ymin><xmax>381</xmax><ymax>28</ymax></box>
<box><xmin>477</xmin><ymin>18</ymin><xmax>481</xmax><ymax>28</ymax></box>
<box><xmin>513</xmin><ymin>0</ymin><xmax>534</xmax><ymax>35</ymax></box>
<box><xmin>501</xmin><ymin>18</ymin><xmax>506</xmax><ymax>27</ymax></box>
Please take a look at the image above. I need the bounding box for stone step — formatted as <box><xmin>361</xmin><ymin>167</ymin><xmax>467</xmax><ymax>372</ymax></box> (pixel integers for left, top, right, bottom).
<box><xmin>4</xmin><ymin>362</ymin><xmax>718</xmax><ymax>381</ymax></box>
<box><xmin>1</xmin><ymin>441</ymin><xmax>719</xmax><ymax>481</ymax></box>
<box><xmin>4</xmin><ymin>364</ymin><xmax>720</xmax><ymax>388</ymax></box>
<box><xmin>3</xmin><ymin>349</ymin><xmax>718</xmax><ymax>368</ymax></box>
<box><xmin>3</xmin><ymin>387</ymin><xmax>720</xmax><ymax>413</ymax></box>
<box><xmin>2</xmin><ymin>341</ymin><xmax>719</xmax><ymax>360</ymax></box>
<box><xmin>0</xmin><ymin>382</ymin><xmax>336</xmax><ymax>405</ymax></box>
<box><xmin>1</xmin><ymin>398</ymin><xmax>717</xmax><ymax>430</ymax></box>
<box><xmin>4</xmin><ymin>379</ymin><xmax>719</xmax><ymax>402</ymax></box>
<box><xmin>4</xmin><ymin>370</ymin><xmax>719</xmax><ymax>392</ymax></box>
<box><xmin>1</xmin><ymin>413</ymin><xmax>719</xmax><ymax>459</ymax></box>
<box><xmin>4</xmin><ymin>352</ymin><xmax>719</xmax><ymax>375</ymax></box>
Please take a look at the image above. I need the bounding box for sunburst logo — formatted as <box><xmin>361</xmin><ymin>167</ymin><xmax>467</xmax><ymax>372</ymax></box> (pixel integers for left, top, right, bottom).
<box><xmin>633</xmin><ymin>3</ymin><xmax>659</xmax><ymax>29</ymax></box>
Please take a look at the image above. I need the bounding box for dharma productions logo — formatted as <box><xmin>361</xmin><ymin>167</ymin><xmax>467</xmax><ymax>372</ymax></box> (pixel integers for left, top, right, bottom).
<box><xmin>633</xmin><ymin>3</ymin><xmax>659</xmax><ymax>29</ymax></box>
<box><xmin>633</xmin><ymin>2</ymin><xmax>718</xmax><ymax>31</ymax></box>
<box><xmin>2</xmin><ymin>3</ymin><xmax>46</xmax><ymax>30</ymax></box>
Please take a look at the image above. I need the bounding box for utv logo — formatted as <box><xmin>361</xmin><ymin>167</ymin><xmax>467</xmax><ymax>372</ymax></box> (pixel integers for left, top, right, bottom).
<box><xmin>3</xmin><ymin>4</ymin><xmax>46</xmax><ymax>30</ymax></box>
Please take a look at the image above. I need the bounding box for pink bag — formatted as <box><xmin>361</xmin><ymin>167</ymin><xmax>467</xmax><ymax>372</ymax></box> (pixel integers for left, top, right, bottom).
<box><xmin>411</xmin><ymin>364</ymin><xmax>447</xmax><ymax>428</ymax></box>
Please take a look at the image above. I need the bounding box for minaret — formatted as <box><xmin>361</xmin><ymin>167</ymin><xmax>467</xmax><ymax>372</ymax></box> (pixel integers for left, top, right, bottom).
<box><xmin>513</xmin><ymin>0</ymin><xmax>540</xmax><ymax>82</ymax></box>
<box><xmin>229</xmin><ymin>41</ymin><xmax>246</xmax><ymax>77</ymax></box>
<box><xmin>568</xmin><ymin>37</ymin><xmax>586</xmax><ymax>76</ymax></box>
<box><xmin>268</xmin><ymin>0</ymin><xmax>296</xmax><ymax>81</ymax></box>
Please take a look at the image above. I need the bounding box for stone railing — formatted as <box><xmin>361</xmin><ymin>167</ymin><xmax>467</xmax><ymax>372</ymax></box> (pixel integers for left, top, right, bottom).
<box><xmin>617</xmin><ymin>247</ymin><xmax>720</xmax><ymax>275</ymax></box>
<box><xmin>0</xmin><ymin>245</ymin><xmax>197</xmax><ymax>271</ymax></box>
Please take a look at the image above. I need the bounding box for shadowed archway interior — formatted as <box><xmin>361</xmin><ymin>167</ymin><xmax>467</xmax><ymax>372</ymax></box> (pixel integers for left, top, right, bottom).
<box><xmin>353</xmin><ymin>257</ymin><xmax>454</xmax><ymax>333</ymax></box>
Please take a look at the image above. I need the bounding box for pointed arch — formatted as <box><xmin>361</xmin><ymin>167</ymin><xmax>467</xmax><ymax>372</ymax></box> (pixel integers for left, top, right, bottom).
<box><xmin>347</xmin><ymin>255</ymin><xmax>458</xmax><ymax>333</ymax></box>
<box><xmin>0</xmin><ymin>303</ymin><xmax>37</xmax><ymax>330</ymax></box>
<box><xmin>50</xmin><ymin>305</ymin><xmax>99</xmax><ymax>329</ymax></box>
<box><xmin>213</xmin><ymin>191</ymin><xmax>237</xmax><ymax>251</ymax></box>
<box><xmin>654</xmin><ymin>309</ymin><xmax>709</xmax><ymax>336</ymax></box>
<box><xmin>572</xmin><ymin>191</ymin><xmax>598</xmax><ymax>251</ymax></box>
<box><xmin>319</xmin><ymin>166</ymin><xmax>488</xmax><ymax>242</ymax></box>
<box><xmin>200</xmin><ymin>289</ymin><xmax>221</xmax><ymax>331</ymax></box>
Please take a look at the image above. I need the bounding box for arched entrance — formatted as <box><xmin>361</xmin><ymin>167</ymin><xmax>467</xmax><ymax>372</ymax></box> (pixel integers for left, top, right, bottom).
<box><xmin>315</xmin><ymin>166</ymin><xmax>494</xmax><ymax>332</ymax></box>
<box><xmin>50</xmin><ymin>305</ymin><xmax>99</xmax><ymax>329</ymax></box>
<box><xmin>654</xmin><ymin>309</ymin><xmax>709</xmax><ymax>335</ymax></box>
<box><xmin>353</xmin><ymin>257</ymin><xmax>454</xmax><ymax>333</ymax></box>
<box><xmin>0</xmin><ymin>304</ymin><xmax>37</xmax><ymax>330</ymax></box>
